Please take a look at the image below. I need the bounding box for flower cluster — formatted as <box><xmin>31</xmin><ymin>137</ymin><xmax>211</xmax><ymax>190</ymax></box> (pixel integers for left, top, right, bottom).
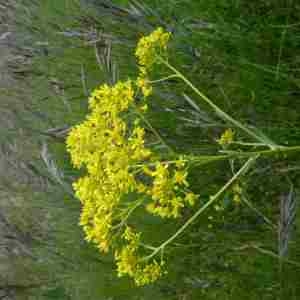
<box><xmin>115</xmin><ymin>227</ymin><xmax>164</xmax><ymax>286</ymax></box>
<box><xmin>135</xmin><ymin>27</ymin><xmax>171</xmax><ymax>72</ymax></box>
<box><xmin>66</xmin><ymin>27</ymin><xmax>197</xmax><ymax>285</ymax></box>
<box><xmin>136</xmin><ymin>76</ymin><xmax>152</xmax><ymax>98</ymax></box>
<box><xmin>135</xmin><ymin>27</ymin><xmax>171</xmax><ymax>98</ymax></box>
<box><xmin>218</xmin><ymin>128</ymin><xmax>234</xmax><ymax>146</ymax></box>
<box><xmin>67</xmin><ymin>80</ymin><xmax>151</xmax><ymax>253</ymax></box>
<box><xmin>144</xmin><ymin>162</ymin><xmax>197</xmax><ymax>218</ymax></box>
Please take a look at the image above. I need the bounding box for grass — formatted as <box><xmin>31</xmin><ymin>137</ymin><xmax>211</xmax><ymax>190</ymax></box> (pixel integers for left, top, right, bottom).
<box><xmin>8</xmin><ymin>0</ymin><xmax>300</xmax><ymax>299</ymax></box>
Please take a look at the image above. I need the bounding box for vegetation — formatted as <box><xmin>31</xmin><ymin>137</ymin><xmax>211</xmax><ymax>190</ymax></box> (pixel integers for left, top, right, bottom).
<box><xmin>7</xmin><ymin>0</ymin><xmax>300</xmax><ymax>299</ymax></box>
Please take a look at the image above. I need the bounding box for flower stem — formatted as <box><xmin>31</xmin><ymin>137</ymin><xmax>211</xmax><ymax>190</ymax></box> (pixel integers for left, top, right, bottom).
<box><xmin>189</xmin><ymin>145</ymin><xmax>300</xmax><ymax>166</ymax></box>
<box><xmin>160</xmin><ymin>57</ymin><xmax>278</xmax><ymax>149</ymax></box>
<box><xmin>112</xmin><ymin>199</ymin><xmax>144</xmax><ymax>230</ymax></box>
<box><xmin>130</xmin><ymin>144</ymin><xmax>300</xmax><ymax>170</ymax></box>
<box><xmin>230</xmin><ymin>141</ymin><xmax>269</xmax><ymax>147</ymax></box>
<box><xmin>149</xmin><ymin>74</ymin><xmax>178</xmax><ymax>84</ymax></box>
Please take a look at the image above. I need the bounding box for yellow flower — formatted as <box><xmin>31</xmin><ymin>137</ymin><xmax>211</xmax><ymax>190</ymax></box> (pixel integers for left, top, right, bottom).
<box><xmin>174</xmin><ymin>170</ymin><xmax>188</xmax><ymax>186</ymax></box>
<box><xmin>135</xmin><ymin>27</ymin><xmax>171</xmax><ymax>72</ymax></box>
<box><xmin>145</xmin><ymin>163</ymin><xmax>195</xmax><ymax>218</ymax></box>
<box><xmin>218</xmin><ymin>128</ymin><xmax>234</xmax><ymax>146</ymax></box>
<box><xmin>115</xmin><ymin>247</ymin><xmax>138</xmax><ymax>277</ymax></box>
<box><xmin>142</xmin><ymin>165</ymin><xmax>154</xmax><ymax>176</ymax></box>
<box><xmin>184</xmin><ymin>192</ymin><xmax>198</xmax><ymax>206</ymax></box>
<box><xmin>136</xmin><ymin>76</ymin><xmax>152</xmax><ymax>97</ymax></box>
<box><xmin>136</xmin><ymin>183</ymin><xmax>147</xmax><ymax>194</ymax></box>
<box><xmin>115</xmin><ymin>227</ymin><xmax>165</xmax><ymax>285</ymax></box>
<box><xmin>134</xmin><ymin>260</ymin><xmax>164</xmax><ymax>286</ymax></box>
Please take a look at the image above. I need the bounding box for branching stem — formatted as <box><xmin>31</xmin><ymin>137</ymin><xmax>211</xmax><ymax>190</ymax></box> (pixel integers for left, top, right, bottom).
<box><xmin>143</xmin><ymin>156</ymin><xmax>257</xmax><ymax>261</ymax></box>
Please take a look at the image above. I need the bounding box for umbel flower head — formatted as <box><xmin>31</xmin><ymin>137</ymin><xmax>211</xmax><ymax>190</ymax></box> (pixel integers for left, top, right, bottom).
<box><xmin>115</xmin><ymin>226</ymin><xmax>164</xmax><ymax>286</ymax></box>
<box><xmin>67</xmin><ymin>80</ymin><xmax>150</xmax><ymax>252</ymax></box>
<box><xmin>135</xmin><ymin>27</ymin><xmax>171</xmax><ymax>98</ymax></box>
<box><xmin>66</xmin><ymin>28</ymin><xmax>197</xmax><ymax>285</ymax></box>
<box><xmin>135</xmin><ymin>27</ymin><xmax>171</xmax><ymax>72</ymax></box>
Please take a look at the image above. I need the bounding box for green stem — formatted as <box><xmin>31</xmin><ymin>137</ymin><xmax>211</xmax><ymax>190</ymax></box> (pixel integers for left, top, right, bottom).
<box><xmin>149</xmin><ymin>74</ymin><xmax>178</xmax><ymax>84</ymax></box>
<box><xmin>160</xmin><ymin>57</ymin><xmax>278</xmax><ymax>149</ymax></box>
<box><xmin>129</xmin><ymin>145</ymin><xmax>300</xmax><ymax>170</ymax></box>
<box><xmin>251</xmin><ymin>245</ymin><xmax>300</xmax><ymax>268</ymax></box>
<box><xmin>143</xmin><ymin>156</ymin><xmax>257</xmax><ymax>261</ymax></box>
<box><xmin>230</xmin><ymin>141</ymin><xmax>269</xmax><ymax>147</ymax></box>
<box><xmin>112</xmin><ymin>199</ymin><xmax>144</xmax><ymax>230</ymax></box>
<box><xmin>189</xmin><ymin>145</ymin><xmax>300</xmax><ymax>166</ymax></box>
<box><xmin>139</xmin><ymin>243</ymin><xmax>157</xmax><ymax>251</ymax></box>
<box><xmin>241</xmin><ymin>196</ymin><xmax>277</xmax><ymax>230</ymax></box>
